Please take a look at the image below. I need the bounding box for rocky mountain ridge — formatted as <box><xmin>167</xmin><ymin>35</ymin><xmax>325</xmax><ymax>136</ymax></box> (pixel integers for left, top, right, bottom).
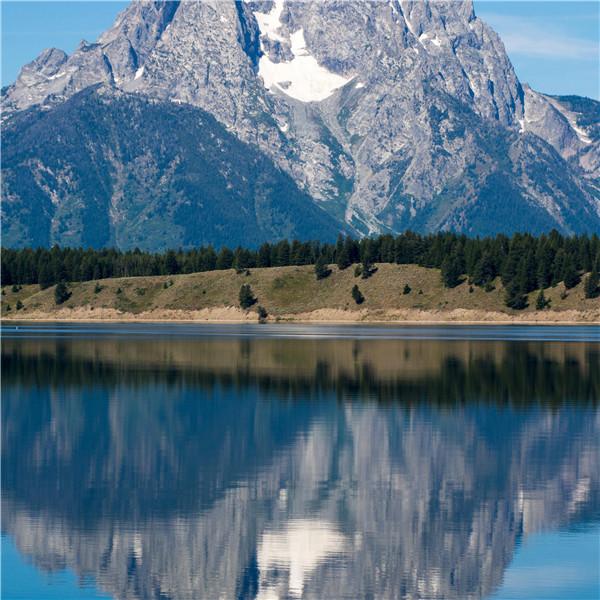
<box><xmin>2</xmin><ymin>0</ymin><xmax>599</xmax><ymax>248</ymax></box>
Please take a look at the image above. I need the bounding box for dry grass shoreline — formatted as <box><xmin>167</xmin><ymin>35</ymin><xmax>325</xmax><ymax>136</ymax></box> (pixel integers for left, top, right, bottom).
<box><xmin>3</xmin><ymin>306</ymin><xmax>598</xmax><ymax>326</ymax></box>
<box><xmin>3</xmin><ymin>264</ymin><xmax>599</xmax><ymax>325</ymax></box>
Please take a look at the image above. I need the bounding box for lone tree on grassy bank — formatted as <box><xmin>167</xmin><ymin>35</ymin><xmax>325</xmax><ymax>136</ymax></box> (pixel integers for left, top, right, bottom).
<box><xmin>314</xmin><ymin>255</ymin><xmax>331</xmax><ymax>280</ymax></box>
<box><xmin>403</xmin><ymin>284</ymin><xmax>411</xmax><ymax>295</ymax></box>
<box><xmin>54</xmin><ymin>281</ymin><xmax>71</xmax><ymax>305</ymax></box>
<box><xmin>351</xmin><ymin>284</ymin><xmax>365</xmax><ymax>305</ymax></box>
<box><xmin>504</xmin><ymin>281</ymin><xmax>527</xmax><ymax>310</ymax></box>
<box><xmin>360</xmin><ymin>259</ymin><xmax>377</xmax><ymax>279</ymax></box>
<box><xmin>441</xmin><ymin>255</ymin><xmax>463</xmax><ymax>288</ymax></box>
<box><xmin>257</xmin><ymin>305</ymin><xmax>268</xmax><ymax>323</ymax></box>
<box><xmin>535</xmin><ymin>290</ymin><xmax>550</xmax><ymax>310</ymax></box>
<box><xmin>584</xmin><ymin>269</ymin><xmax>599</xmax><ymax>299</ymax></box>
<box><xmin>239</xmin><ymin>284</ymin><xmax>256</xmax><ymax>309</ymax></box>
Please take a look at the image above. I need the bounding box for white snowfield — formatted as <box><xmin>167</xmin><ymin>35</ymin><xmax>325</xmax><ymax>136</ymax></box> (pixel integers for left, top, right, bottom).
<box><xmin>253</xmin><ymin>0</ymin><xmax>353</xmax><ymax>102</ymax></box>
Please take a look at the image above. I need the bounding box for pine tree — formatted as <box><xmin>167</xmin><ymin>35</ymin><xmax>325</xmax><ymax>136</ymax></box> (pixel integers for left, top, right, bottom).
<box><xmin>551</xmin><ymin>248</ymin><xmax>566</xmax><ymax>286</ymax></box>
<box><xmin>234</xmin><ymin>247</ymin><xmax>254</xmax><ymax>271</ymax></box>
<box><xmin>345</xmin><ymin>237</ymin><xmax>360</xmax><ymax>265</ymax></box>
<box><xmin>351</xmin><ymin>284</ymin><xmax>365</xmax><ymax>305</ymax></box>
<box><xmin>200</xmin><ymin>246</ymin><xmax>217</xmax><ymax>271</ymax></box>
<box><xmin>38</xmin><ymin>260</ymin><xmax>54</xmax><ymax>290</ymax></box>
<box><xmin>239</xmin><ymin>284</ymin><xmax>256</xmax><ymax>309</ymax></box>
<box><xmin>15</xmin><ymin>299</ymin><xmax>23</xmax><ymax>311</ymax></box>
<box><xmin>514</xmin><ymin>256</ymin><xmax>530</xmax><ymax>296</ymax></box>
<box><xmin>501</xmin><ymin>242</ymin><xmax>521</xmax><ymax>287</ymax></box>
<box><xmin>562</xmin><ymin>255</ymin><xmax>580</xmax><ymax>289</ymax></box>
<box><xmin>535</xmin><ymin>290</ymin><xmax>550</xmax><ymax>310</ymax></box>
<box><xmin>258</xmin><ymin>243</ymin><xmax>272</xmax><ymax>268</ymax></box>
<box><xmin>472</xmin><ymin>251</ymin><xmax>495</xmax><ymax>286</ymax></box>
<box><xmin>403</xmin><ymin>284</ymin><xmax>411</xmax><ymax>295</ymax></box>
<box><xmin>336</xmin><ymin>238</ymin><xmax>352</xmax><ymax>270</ymax></box>
<box><xmin>297</xmin><ymin>242</ymin><xmax>313</xmax><ymax>265</ymax></box>
<box><xmin>54</xmin><ymin>281</ymin><xmax>71</xmax><ymax>305</ymax></box>
<box><xmin>536</xmin><ymin>243</ymin><xmax>554</xmax><ymax>289</ymax></box>
<box><xmin>584</xmin><ymin>269</ymin><xmax>599</xmax><ymax>299</ymax></box>
<box><xmin>441</xmin><ymin>255</ymin><xmax>462</xmax><ymax>288</ymax></box>
<box><xmin>522</xmin><ymin>250</ymin><xmax>538</xmax><ymax>293</ymax></box>
<box><xmin>504</xmin><ymin>281</ymin><xmax>527</xmax><ymax>310</ymax></box>
<box><xmin>361</xmin><ymin>255</ymin><xmax>376</xmax><ymax>279</ymax></box>
<box><xmin>216</xmin><ymin>247</ymin><xmax>234</xmax><ymax>270</ymax></box>
<box><xmin>164</xmin><ymin>250</ymin><xmax>179</xmax><ymax>275</ymax></box>
<box><xmin>257</xmin><ymin>305</ymin><xmax>268</xmax><ymax>323</ymax></box>
<box><xmin>314</xmin><ymin>255</ymin><xmax>331</xmax><ymax>280</ymax></box>
<box><xmin>274</xmin><ymin>240</ymin><xmax>291</xmax><ymax>266</ymax></box>
<box><xmin>335</xmin><ymin>234</ymin><xmax>345</xmax><ymax>263</ymax></box>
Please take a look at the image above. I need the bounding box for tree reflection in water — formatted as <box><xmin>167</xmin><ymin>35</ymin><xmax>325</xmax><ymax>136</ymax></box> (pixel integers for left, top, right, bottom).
<box><xmin>2</xmin><ymin>332</ymin><xmax>599</xmax><ymax>599</ymax></box>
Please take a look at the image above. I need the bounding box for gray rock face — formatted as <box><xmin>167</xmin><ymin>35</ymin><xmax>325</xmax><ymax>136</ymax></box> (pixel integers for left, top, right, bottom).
<box><xmin>522</xmin><ymin>86</ymin><xmax>600</xmax><ymax>180</ymax></box>
<box><xmin>2</xmin><ymin>0</ymin><xmax>599</xmax><ymax>240</ymax></box>
<box><xmin>1</xmin><ymin>1</ymin><xmax>179</xmax><ymax>113</ymax></box>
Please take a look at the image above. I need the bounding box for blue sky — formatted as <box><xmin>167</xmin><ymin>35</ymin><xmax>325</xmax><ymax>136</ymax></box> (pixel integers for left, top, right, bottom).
<box><xmin>1</xmin><ymin>1</ymin><xmax>599</xmax><ymax>99</ymax></box>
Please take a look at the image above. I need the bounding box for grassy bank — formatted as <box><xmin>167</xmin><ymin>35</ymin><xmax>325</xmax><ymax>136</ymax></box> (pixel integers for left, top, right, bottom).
<box><xmin>2</xmin><ymin>264</ymin><xmax>599</xmax><ymax>323</ymax></box>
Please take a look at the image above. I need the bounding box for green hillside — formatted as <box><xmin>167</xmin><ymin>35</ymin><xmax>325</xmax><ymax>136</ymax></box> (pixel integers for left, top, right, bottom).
<box><xmin>3</xmin><ymin>264</ymin><xmax>598</xmax><ymax>322</ymax></box>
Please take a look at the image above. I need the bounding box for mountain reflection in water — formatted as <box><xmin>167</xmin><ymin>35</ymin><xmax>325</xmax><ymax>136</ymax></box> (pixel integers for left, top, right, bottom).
<box><xmin>2</xmin><ymin>327</ymin><xmax>599</xmax><ymax>599</ymax></box>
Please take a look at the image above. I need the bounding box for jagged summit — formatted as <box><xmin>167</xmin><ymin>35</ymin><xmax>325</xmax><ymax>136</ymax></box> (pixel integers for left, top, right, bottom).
<box><xmin>2</xmin><ymin>1</ymin><xmax>599</xmax><ymax>248</ymax></box>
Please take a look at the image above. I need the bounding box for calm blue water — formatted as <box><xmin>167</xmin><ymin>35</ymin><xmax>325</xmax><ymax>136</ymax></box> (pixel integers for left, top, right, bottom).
<box><xmin>2</xmin><ymin>323</ymin><xmax>599</xmax><ymax>599</ymax></box>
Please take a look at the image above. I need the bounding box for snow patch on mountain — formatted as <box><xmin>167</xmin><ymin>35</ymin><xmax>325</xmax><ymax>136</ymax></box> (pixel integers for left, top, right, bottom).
<box><xmin>254</xmin><ymin>0</ymin><xmax>286</xmax><ymax>42</ymax></box>
<box><xmin>253</xmin><ymin>0</ymin><xmax>353</xmax><ymax>102</ymax></box>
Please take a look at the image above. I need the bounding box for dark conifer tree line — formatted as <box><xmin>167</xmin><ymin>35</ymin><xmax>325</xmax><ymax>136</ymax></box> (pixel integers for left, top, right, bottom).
<box><xmin>2</xmin><ymin>231</ymin><xmax>599</xmax><ymax>309</ymax></box>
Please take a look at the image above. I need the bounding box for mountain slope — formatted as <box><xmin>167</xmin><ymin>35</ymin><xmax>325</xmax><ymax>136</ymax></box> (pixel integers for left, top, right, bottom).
<box><xmin>1</xmin><ymin>86</ymin><xmax>344</xmax><ymax>249</ymax></box>
<box><xmin>1</xmin><ymin>0</ymin><xmax>599</xmax><ymax>247</ymax></box>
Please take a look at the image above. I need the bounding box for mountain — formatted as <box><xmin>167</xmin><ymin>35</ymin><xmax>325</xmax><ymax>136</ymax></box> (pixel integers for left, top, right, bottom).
<box><xmin>1</xmin><ymin>86</ymin><xmax>343</xmax><ymax>249</ymax></box>
<box><xmin>2</xmin><ymin>0</ymin><xmax>599</xmax><ymax>249</ymax></box>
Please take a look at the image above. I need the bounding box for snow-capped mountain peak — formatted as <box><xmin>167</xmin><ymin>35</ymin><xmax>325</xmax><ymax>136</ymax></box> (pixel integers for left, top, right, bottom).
<box><xmin>2</xmin><ymin>1</ymin><xmax>599</xmax><ymax>248</ymax></box>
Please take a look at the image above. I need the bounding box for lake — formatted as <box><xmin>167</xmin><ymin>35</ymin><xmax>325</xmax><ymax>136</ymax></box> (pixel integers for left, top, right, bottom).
<box><xmin>1</xmin><ymin>322</ymin><xmax>599</xmax><ymax>599</ymax></box>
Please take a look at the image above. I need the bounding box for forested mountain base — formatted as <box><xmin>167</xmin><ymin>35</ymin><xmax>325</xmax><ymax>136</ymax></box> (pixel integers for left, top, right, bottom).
<box><xmin>2</xmin><ymin>232</ymin><xmax>600</xmax><ymax>312</ymax></box>
<box><xmin>2</xmin><ymin>263</ymin><xmax>598</xmax><ymax>324</ymax></box>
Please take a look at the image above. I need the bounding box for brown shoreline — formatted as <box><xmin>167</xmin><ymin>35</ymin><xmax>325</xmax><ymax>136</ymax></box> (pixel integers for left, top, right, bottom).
<box><xmin>3</xmin><ymin>306</ymin><xmax>599</xmax><ymax>326</ymax></box>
